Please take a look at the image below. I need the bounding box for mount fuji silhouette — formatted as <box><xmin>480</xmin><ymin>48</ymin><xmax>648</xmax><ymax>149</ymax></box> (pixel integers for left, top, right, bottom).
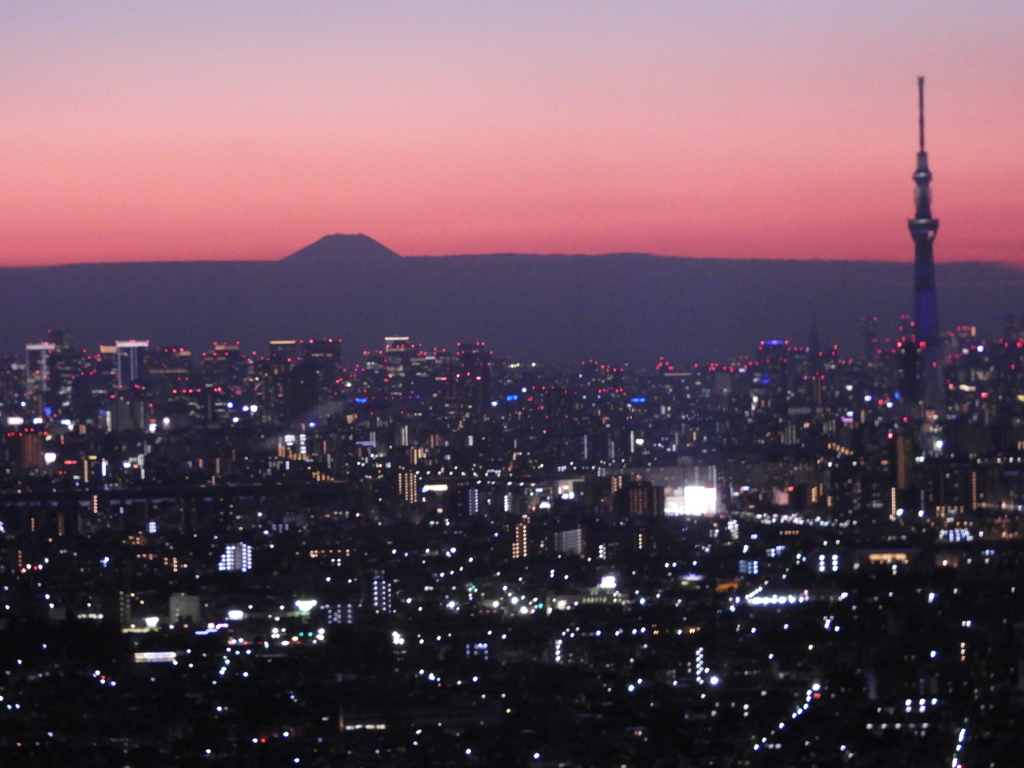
<box><xmin>282</xmin><ymin>234</ymin><xmax>401</xmax><ymax>262</ymax></box>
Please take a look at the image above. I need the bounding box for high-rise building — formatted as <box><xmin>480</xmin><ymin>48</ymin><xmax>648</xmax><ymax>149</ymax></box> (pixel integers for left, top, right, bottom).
<box><xmin>268</xmin><ymin>339</ymin><xmax>302</xmax><ymax>361</ymax></box>
<box><xmin>44</xmin><ymin>331</ymin><xmax>90</xmax><ymax>415</ymax></box>
<box><xmin>284</xmin><ymin>360</ymin><xmax>321</xmax><ymax>422</ymax></box>
<box><xmin>324</xmin><ymin>603</ymin><xmax>356</xmax><ymax>625</ymax></box>
<box><xmin>108</xmin><ymin>391</ymin><xmax>150</xmax><ymax>432</ymax></box>
<box><xmin>512</xmin><ymin>517</ymin><xmax>529</xmax><ymax>559</ymax></box>
<box><xmin>201</xmin><ymin>341</ymin><xmax>248</xmax><ymax>390</ymax></box>
<box><xmin>614</xmin><ymin>474</ymin><xmax>665</xmax><ymax>517</ymax></box>
<box><xmin>103</xmin><ymin>590</ymin><xmax>133</xmax><ymax>629</ymax></box>
<box><xmin>383</xmin><ymin>336</ymin><xmax>411</xmax><ymax>397</ymax></box>
<box><xmin>145</xmin><ymin>347</ymin><xmax>193</xmax><ymax>386</ymax></box>
<box><xmin>18</xmin><ymin>430</ymin><xmax>45</xmax><ymax>469</ymax></box>
<box><xmin>397</xmin><ymin>470</ymin><xmax>419</xmax><ymax>505</ymax></box>
<box><xmin>464</xmin><ymin>486</ymin><xmax>482</xmax><ymax>516</ymax></box>
<box><xmin>370</xmin><ymin>570</ymin><xmax>393</xmax><ymax>613</ymax></box>
<box><xmin>25</xmin><ymin>342</ymin><xmax>57</xmax><ymax>397</ymax></box>
<box><xmin>46</xmin><ymin>328</ymin><xmax>74</xmax><ymax>350</ymax></box>
<box><xmin>908</xmin><ymin>77</ymin><xmax>944</xmax><ymax>413</ymax></box>
<box><xmin>115</xmin><ymin>340</ymin><xmax>149</xmax><ymax>388</ymax></box>
<box><xmin>168</xmin><ymin>593</ymin><xmax>201</xmax><ymax>624</ymax></box>
<box><xmin>453</xmin><ymin>341</ymin><xmax>491</xmax><ymax>408</ymax></box>
<box><xmin>218</xmin><ymin>543</ymin><xmax>253</xmax><ymax>572</ymax></box>
<box><xmin>301</xmin><ymin>338</ymin><xmax>344</xmax><ymax>399</ymax></box>
<box><xmin>553</xmin><ymin>527</ymin><xmax>584</xmax><ymax>556</ymax></box>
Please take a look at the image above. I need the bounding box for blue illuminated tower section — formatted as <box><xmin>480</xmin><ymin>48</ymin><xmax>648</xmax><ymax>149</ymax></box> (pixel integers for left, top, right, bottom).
<box><xmin>908</xmin><ymin>76</ymin><xmax>944</xmax><ymax>413</ymax></box>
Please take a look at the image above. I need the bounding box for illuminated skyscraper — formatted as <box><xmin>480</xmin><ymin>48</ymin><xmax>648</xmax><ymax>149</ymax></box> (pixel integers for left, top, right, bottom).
<box><xmin>218</xmin><ymin>543</ymin><xmax>253</xmax><ymax>572</ymax></box>
<box><xmin>370</xmin><ymin>570</ymin><xmax>393</xmax><ymax>613</ymax></box>
<box><xmin>383</xmin><ymin>336</ymin><xmax>411</xmax><ymax>397</ymax></box>
<box><xmin>553</xmin><ymin>527</ymin><xmax>584</xmax><ymax>556</ymax></box>
<box><xmin>115</xmin><ymin>340</ymin><xmax>149</xmax><ymax>388</ymax></box>
<box><xmin>512</xmin><ymin>517</ymin><xmax>529</xmax><ymax>559</ymax></box>
<box><xmin>397</xmin><ymin>470</ymin><xmax>419</xmax><ymax>505</ymax></box>
<box><xmin>908</xmin><ymin>77</ymin><xmax>944</xmax><ymax>413</ymax></box>
<box><xmin>25</xmin><ymin>342</ymin><xmax>56</xmax><ymax>396</ymax></box>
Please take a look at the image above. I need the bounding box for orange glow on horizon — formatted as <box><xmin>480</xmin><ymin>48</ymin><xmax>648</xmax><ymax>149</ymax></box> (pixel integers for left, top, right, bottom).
<box><xmin>1</xmin><ymin>3</ymin><xmax>1022</xmax><ymax>268</ymax></box>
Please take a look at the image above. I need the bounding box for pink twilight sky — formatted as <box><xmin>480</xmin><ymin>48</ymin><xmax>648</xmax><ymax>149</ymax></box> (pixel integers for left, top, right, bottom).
<box><xmin>2</xmin><ymin>2</ymin><xmax>1023</xmax><ymax>267</ymax></box>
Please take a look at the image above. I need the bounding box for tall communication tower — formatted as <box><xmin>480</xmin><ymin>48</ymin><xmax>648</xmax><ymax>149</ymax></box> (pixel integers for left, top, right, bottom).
<box><xmin>908</xmin><ymin>76</ymin><xmax>944</xmax><ymax>414</ymax></box>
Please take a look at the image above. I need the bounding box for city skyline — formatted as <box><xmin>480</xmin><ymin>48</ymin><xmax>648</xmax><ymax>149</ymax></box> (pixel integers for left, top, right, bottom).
<box><xmin>6</xmin><ymin>8</ymin><xmax>1024</xmax><ymax>762</ymax></box>
<box><xmin>2</xmin><ymin>2</ymin><xmax>1023</xmax><ymax>267</ymax></box>
<box><xmin>2</xmin><ymin>301</ymin><xmax>1022</xmax><ymax>766</ymax></box>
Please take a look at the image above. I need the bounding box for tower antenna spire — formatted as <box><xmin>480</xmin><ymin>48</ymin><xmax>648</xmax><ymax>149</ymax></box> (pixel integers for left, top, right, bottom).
<box><xmin>918</xmin><ymin>76</ymin><xmax>925</xmax><ymax>152</ymax></box>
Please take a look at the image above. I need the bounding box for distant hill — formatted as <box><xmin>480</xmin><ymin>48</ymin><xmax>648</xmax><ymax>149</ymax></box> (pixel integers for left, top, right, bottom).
<box><xmin>0</xmin><ymin>236</ymin><xmax>1021</xmax><ymax>364</ymax></box>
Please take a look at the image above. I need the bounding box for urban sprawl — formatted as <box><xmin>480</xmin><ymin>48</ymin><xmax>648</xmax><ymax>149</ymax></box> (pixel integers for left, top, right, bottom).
<box><xmin>3</xmin><ymin>320</ymin><xmax>1024</xmax><ymax>767</ymax></box>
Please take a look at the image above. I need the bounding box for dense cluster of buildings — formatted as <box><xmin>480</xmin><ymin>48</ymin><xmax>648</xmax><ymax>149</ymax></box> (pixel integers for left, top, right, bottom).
<box><xmin>1</xmin><ymin>316</ymin><xmax>1023</xmax><ymax>766</ymax></box>
<box><xmin>3</xmin><ymin>81</ymin><xmax>1023</xmax><ymax>767</ymax></box>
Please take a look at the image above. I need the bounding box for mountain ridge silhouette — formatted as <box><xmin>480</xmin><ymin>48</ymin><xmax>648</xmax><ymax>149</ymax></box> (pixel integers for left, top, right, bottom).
<box><xmin>0</xmin><ymin>235</ymin><xmax>1020</xmax><ymax>364</ymax></box>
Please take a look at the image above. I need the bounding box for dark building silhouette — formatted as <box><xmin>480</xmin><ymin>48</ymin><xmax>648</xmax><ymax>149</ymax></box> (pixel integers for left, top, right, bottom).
<box><xmin>301</xmin><ymin>338</ymin><xmax>343</xmax><ymax>399</ymax></box>
<box><xmin>453</xmin><ymin>341</ymin><xmax>491</xmax><ymax>408</ymax></box>
<box><xmin>908</xmin><ymin>77</ymin><xmax>944</xmax><ymax>413</ymax></box>
<box><xmin>860</xmin><ymin>316</ymin><xmax>879</xmax><ymax>359</ymax></box>
<box><xmin>614</xmin><ymin>474</ymin><xmax>665</xmax><ymax>517</ymax></box>
<box><xmin>200</xmin><ymin>341</ymin><xmax>248</xmax><ymax>390</ymax></box>
<box><xmin>284</xmin><ymin>360</ymin><xmax>321</xmax><ymax>423</ymax></box>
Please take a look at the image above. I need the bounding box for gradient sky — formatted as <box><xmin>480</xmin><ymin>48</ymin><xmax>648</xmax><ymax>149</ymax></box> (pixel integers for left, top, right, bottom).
<box><xmin>2</xmin><ymin>2</ymin><xmax>1023</xmax><ymax>266</ymax></box>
